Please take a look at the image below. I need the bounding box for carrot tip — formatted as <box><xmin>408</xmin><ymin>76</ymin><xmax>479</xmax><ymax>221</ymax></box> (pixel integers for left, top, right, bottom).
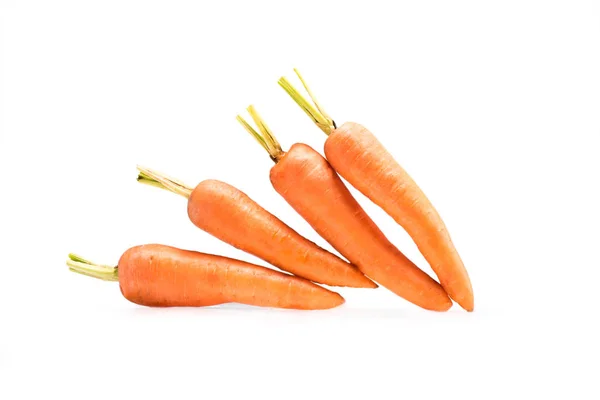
<box><xmin>355</xmin><ymin>278</ymin><xmax>378</xmax><ymax>289</ymax></box>
<box><xmin>460</xmin><ymin>301</ymin><xmax>475</xmax><ymax>312</ymax></box>
<box><xmin>331</xmin><ymin>294</ymin><xmax>345</xmax><ymax>308</ymax></box>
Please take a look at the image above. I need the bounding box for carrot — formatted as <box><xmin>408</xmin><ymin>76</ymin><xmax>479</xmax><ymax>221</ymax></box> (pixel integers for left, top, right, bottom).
<box><xmin>278</xmin><ymin>69</ymin><xmax>474</xmax><ymax>311</ymax></box>
<box><xmin>136</xmin><ymin>167</ymin><xmax>375</xmax><ymax>288</ymax></box>
<box><xmin>66</xmin><ymin>244</ymin><xmax>345</xmax><ymax>309</ymax></box>
<box><xmin>237</xmin><ymin>106</ymin><xmax>452</xmax><ymax>311</ymax></box>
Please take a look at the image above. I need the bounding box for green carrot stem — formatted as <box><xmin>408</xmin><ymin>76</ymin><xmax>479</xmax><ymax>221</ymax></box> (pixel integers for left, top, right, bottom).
<box><xmin>136</xmin><ymin>165</ymin><xmax>194</xmax><ymax>198</ymax></box>
<box><xmin>136</xmin><ymin>174</ymin><xmax>166</xmax><ymax>190</ymax></box>
<box><xmin>247</xmin><ymin>105</ymin><xmax>283</xmax><ymax>157</ymax></box>
<box><xmin>293</xmin><ymin>68</ymin><xmax>335</xmax><ymax>127</ymax></box>
<box><xmin>67</xmin><ymin>253</ymin><xmax>119</xmax><ymax>282</ymax></box>
<box><xmin>278</xmin><ymin>69</ymin><xmax>336</xmax><ymax>135</ymax></box>
<box><xmin>236</xmin><ymin>105</ymin><xmax>284</xmax><ymax>163</ymax></box>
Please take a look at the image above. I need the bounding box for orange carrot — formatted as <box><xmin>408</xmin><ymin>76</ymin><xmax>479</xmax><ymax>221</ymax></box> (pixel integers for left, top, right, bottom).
<box><xmin>136</xmin><ymin>167</ymin><xmax>375</xmax><ymax>288</ymax></box>
<box><xmin>278</xmin><ymin>69</ymin><xmax>474</xmax><ymax>311</ymax></box>
<box><xmin>237</xmin><ymin>106</ymin><xmax>452</xmax><ymax>311</ymax></box>
<box><xmin>66</xmin><ymin>244</ymin><xmax>344</xmax><ymax>310</ymax></box>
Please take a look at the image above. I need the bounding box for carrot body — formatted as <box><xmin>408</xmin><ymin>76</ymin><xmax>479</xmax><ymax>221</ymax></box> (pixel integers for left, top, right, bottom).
<box><xmin>270</xmin><ymin>143</ymin><xmax>452</xmax><ymax>311</ymax></box>
<box><xmin>186</xmin><ymin>180</ymin><xmax>375</xmax><ymax>288</ymax></box>
<box><xmin>325</xmin><ymin>122</ymin><xmax>474</xmax><ymax>311</ymax></box>
<box><xmin>118</xmin><ymin>244</ymin><xmax>345</xmax><ymax>309</ymax></box>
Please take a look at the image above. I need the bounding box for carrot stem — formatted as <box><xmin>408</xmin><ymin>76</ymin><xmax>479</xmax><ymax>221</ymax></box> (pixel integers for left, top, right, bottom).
<box><xmin>137</xmin><ymin>174</ymin><xmax>166</xmax><ymax>190</ymax></box>
<box><xmin>136</xmin><ymin>165</ymin><xmax>193</xmax><ymax>198</ymax></box>
<box><xmin>236</xmin><ymin>105</ymin><xmax>284</xmax><ymax>162</ymax></box>
<box><xmin>278</xmin><ymin>69</ymin><xmax>335</xmax><ymax>135</ymax></box>
<box><xmin>293</xmin><ymin>68</ymin><xmax>335</xmax><ymax>127</ymax></box>
<box><xmin>67</xmin><ymin>253</ymin><xmax>119</xmax><ymax>282</ymax></box>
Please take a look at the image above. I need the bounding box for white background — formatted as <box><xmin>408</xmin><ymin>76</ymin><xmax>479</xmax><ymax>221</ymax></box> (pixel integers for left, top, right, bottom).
<box><xmin>1</xmin><ymin>1</ymin><xmax>599</xmax><ymax>398</ymax></box>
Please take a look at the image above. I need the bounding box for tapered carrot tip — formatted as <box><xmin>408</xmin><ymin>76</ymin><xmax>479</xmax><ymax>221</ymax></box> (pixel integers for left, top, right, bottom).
<box><xmin>460</xmin><ymin>297</ymin><xmax>474</xmax><ymax>312</ymax></box>
<box><xmin>443</xmin><ymin>277</ymin><xmax>474</xmax><ymax>312</ymax></box>
<box><xmin>366</xmin><ymin>280</ymin><xmax>379</xmax><ymax>289</ymax></box>
<box><xmin>299</xmin><ymin>287</ymin><xmax>345</xmax><ymax>310</ymax></box>
<box><xmin>427</xmin><ymin>293</ymin><xmax>453</xmax><ymax>312</ymax></box>
<box><xmin>311</xmin><ymin>284</ymin><xmax>346</xmax><ymax>309</ymax></box>
<box><xmin>442</xmin><ymin>298</ymin><xmax>453</xmax><ymax>311</ymax></box>
<box><xmin>328</xmin><ymin>292</ymin><xmax>346</xmax><ymax>309</ymax></box>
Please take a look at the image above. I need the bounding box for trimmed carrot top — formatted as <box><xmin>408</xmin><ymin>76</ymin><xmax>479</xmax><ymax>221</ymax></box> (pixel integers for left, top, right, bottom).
<box><xmin>278</xmin><ymin>69</ymin><xmax>336</xmax><ymax>135</ymax></box>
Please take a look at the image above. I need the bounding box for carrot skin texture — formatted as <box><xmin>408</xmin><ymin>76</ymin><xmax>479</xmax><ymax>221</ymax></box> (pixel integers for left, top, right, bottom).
<box><xmin>324</xmin><ymin>122</ymin><xmax>474</xmax><ymax>311</ymax></box>
<box><xmin>186</xmin><ymin>180</ymin><xmax>376</xmax><ymax>288</ymax></box>
<box><xmin>270</xmin><ymin>144</ymin><xmax>452</xmax><ymax>311</ymax></box>
<box><xmin>118</xmin><ymin>244</ymin><xmax>345</xmax><ymax>310</ymax></box>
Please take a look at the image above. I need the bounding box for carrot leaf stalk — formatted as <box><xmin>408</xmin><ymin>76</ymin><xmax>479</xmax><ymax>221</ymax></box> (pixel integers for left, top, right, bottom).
<box><xmin>67</xmin><ymin>253</ymin><xmax>119</xmax><ymax>281</ymax></box>
<box><xmin>136</xmin><ymin>173</ymin><xmax>166</xmax><ymax>190</ymax></box>
<box><xmin>136</xmin><ymin>165</ymin><xmax>194</xmax><ymax>198</ymax></box>
<box><xmin>278</xmin><ymin>68</ymin><xmax>336</xmax><ymax>135</ymax></box>
<box><xmin>236</xmin><ymin>105</ymin><xmax>284</xmax><ymax>163</ymax></box>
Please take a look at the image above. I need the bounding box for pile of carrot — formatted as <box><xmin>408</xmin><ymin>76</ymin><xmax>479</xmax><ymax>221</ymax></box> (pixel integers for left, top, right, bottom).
<box><xmin>68</xmin><ymin>69</ymin><xmax>473</xmax><ymax>312</ymax></box>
